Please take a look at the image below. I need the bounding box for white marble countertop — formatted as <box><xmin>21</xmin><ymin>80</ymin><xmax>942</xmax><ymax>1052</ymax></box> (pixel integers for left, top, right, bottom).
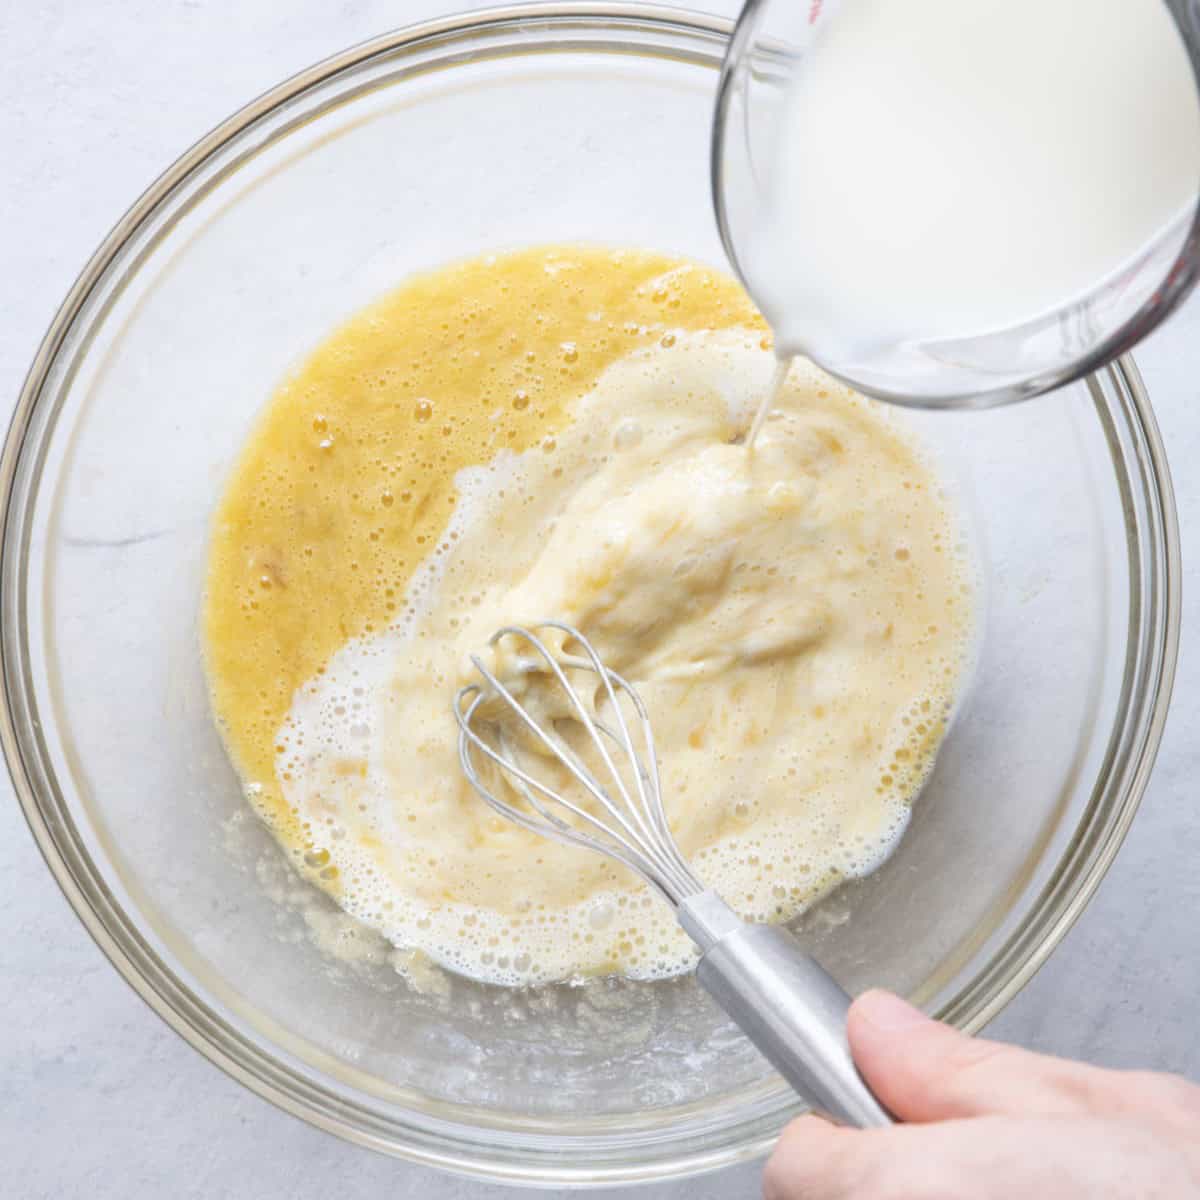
<box><xmin>2</xmin><ymin>3</ymin><xmax>1198</xmax><ymax>1196</ymax></box>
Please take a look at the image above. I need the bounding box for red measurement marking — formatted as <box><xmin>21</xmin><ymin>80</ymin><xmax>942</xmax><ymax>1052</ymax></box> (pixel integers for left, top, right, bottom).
<box><xmin>810</xmin><ymin>0</ymin><xmax>823</xmax><ymax>23</ymax></box>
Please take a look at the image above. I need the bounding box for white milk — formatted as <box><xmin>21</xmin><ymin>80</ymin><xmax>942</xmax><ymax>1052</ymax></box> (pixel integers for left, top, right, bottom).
<box><xmin>745</xmin><ymin>0</ymin><xmax>1200</xmax><ymax>360</ymax></box>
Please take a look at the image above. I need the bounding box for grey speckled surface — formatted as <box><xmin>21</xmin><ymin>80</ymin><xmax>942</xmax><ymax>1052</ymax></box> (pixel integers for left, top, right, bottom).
<box><xmin>2</xmin><ymin>3</ymin><xmax>1198</xmax><ymax>1196</ymax></box>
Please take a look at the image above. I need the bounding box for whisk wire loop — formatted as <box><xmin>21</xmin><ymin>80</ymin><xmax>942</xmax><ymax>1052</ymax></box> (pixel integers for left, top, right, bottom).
<box><xmin>455</xmin><ymin>684</ymin><xmax>669</xmax><ymax>894</ymax></box>
<box><xmin>466</xmin><ymin>639</ymin><xmax>655</xmax><ymax>856</ymax></box>
<box><xmin>453</xmin><ymin>622</ymin><xmax>702</xmax><ymax>906</ymax></box>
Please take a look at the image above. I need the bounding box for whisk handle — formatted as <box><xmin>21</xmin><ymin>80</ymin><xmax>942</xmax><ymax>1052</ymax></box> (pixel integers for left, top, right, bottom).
<box><xmin>679</xmin><ymin>891</ymin><xmax>893</xmax><ymax>1128</ymax></box>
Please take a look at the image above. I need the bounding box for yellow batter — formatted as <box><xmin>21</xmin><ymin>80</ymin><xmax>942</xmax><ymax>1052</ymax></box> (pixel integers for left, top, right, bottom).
<box><xmin>204</xmin><ymin>246</ymin><xmax>972</xmax><ymax>985</ymax></box>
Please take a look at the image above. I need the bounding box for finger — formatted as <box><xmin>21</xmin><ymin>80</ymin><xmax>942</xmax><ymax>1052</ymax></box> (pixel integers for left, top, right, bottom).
<box><xmin>846</xmin><ymin>990</ymin><xmax>1109</xmax><ymax>1122</ymax></box>
<box><xmin>1117</xmin><ymin>1069</ymin><xmax>1200</xmax><ymax>1138</ymax></box>
<box><xmin>764</xmin><ymin>1114</ymin><xmax>1014</xmax><ymax>1200</ymax></box>
<box><xmin>846</xmin><ymin>990</ymin><xmax>1107</xmax><ymax>1122</ymax></box>
<box><xmin>766</xmin><ymin>1112</ymin><xmax>1183</xmax><ymax>1200</ymax></box>
<box><xmin>763</xmin><ymin>1115</ymin><xmax>865</xmax><ymax>1200</ymax></box>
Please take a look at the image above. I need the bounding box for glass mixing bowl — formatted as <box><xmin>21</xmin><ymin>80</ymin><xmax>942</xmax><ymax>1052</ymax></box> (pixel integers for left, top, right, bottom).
<box><xmin>0</xmin><ymin>3</ymin><xmax>1180</xmax><ymax>1187</ymax></box>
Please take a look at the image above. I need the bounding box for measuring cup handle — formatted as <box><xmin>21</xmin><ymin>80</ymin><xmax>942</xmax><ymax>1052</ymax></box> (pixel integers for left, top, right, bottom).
<box><xmin>679</xmin><ymin>891</ymin><xmax>894</xmax><ymax>1129</ymax></box>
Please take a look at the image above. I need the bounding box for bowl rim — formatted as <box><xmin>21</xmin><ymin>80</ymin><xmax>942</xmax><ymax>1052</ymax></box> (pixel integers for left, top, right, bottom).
<box><xmin>0</xmin><ymin>2</ymin><xmax>1182</xmax><ymax>1186</ymax></box>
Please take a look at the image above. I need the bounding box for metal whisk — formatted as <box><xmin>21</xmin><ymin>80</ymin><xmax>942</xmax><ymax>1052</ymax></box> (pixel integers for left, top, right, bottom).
<box><xmin>454</xmin><ymin>620</ymin><xmax>891</xmax><ymax>1128</ymax></box>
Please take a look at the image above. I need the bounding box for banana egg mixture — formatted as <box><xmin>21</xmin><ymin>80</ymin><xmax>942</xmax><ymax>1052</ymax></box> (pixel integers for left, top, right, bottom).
<box><xmin>203</xmin><ymin>246</ymin><xmax>972</xmax><ymax>986</ymax></box>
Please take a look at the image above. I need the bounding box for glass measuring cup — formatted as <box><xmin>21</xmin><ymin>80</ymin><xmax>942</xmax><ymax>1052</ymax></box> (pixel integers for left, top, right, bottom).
<box><xmin>712</xmin><ymin>0</ymin><xmax>1200</xmax><ymax>409</ymax></box>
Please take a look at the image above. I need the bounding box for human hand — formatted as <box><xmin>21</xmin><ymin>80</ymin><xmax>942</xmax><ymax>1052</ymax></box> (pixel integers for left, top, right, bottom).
<box><xmin>764</xmin><ymin>990</ymin><xmax>1200</xmax><ymax>1198</ymax></box>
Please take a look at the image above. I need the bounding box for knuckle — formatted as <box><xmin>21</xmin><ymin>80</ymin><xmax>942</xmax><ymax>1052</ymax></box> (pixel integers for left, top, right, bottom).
<box><xmin>952</xmin><ymin>1043</ymin><xmax>1105</xmax><ymax>1116</ymax></box>
<box><xmin>856</xmin><ymin>1156</ymin><xmax>947</xmax><ymax>1200</ymax></box>
<box><xmin>950</xmin><ymin>1037</ymin><xmax>1011</xmax><ymax>1074</ymax></box>
<box><xmin>763</xmin><ymin>1121</ymin><xmax>812</xmax><ymax>1200</ymax></box>
<box><xmin>1041</xmin><ymin>1063</ymin><xmax>1110</xmax><ymax>1112</ymax></box>
<box><xmin>935</xmin><ymin>1040</ymin><xmax>1026</xmax><ymax>1109</ymax></box>
<box><xmin>763</xmin><ymin>1118</ymin><xmax>853</xmax><ymax>1200</ymax></box>
<box><xmin>1126</xmin><ymin>1070</ymin><xmax>1200</xmax><ymax>1118</ymax></box>
<box><xmin>854</xmin><ymin>1159</ymin><xmax>901</xmax><ymax>1200</ymax></box>
<box><xmin>776</xmin><ymin>1114</ymin><xmax>821</xmax><ymax>1150</ymax></box>
<box><xmin>762</xmin><ymin>1152</ymin><xmax>795</xmax><ymax>1200</ymax></box>
<box><xmin>770</xmin><ymin>1116</ymin><xmax>819</xmax><ymax>1168</ymax></box>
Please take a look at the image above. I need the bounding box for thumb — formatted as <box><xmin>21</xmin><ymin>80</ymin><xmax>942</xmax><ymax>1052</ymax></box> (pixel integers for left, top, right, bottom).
<box><xmin>847</xmin><ymin>990</ymin><xmax>1102</xmax><ymax>1123</ymax></box>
